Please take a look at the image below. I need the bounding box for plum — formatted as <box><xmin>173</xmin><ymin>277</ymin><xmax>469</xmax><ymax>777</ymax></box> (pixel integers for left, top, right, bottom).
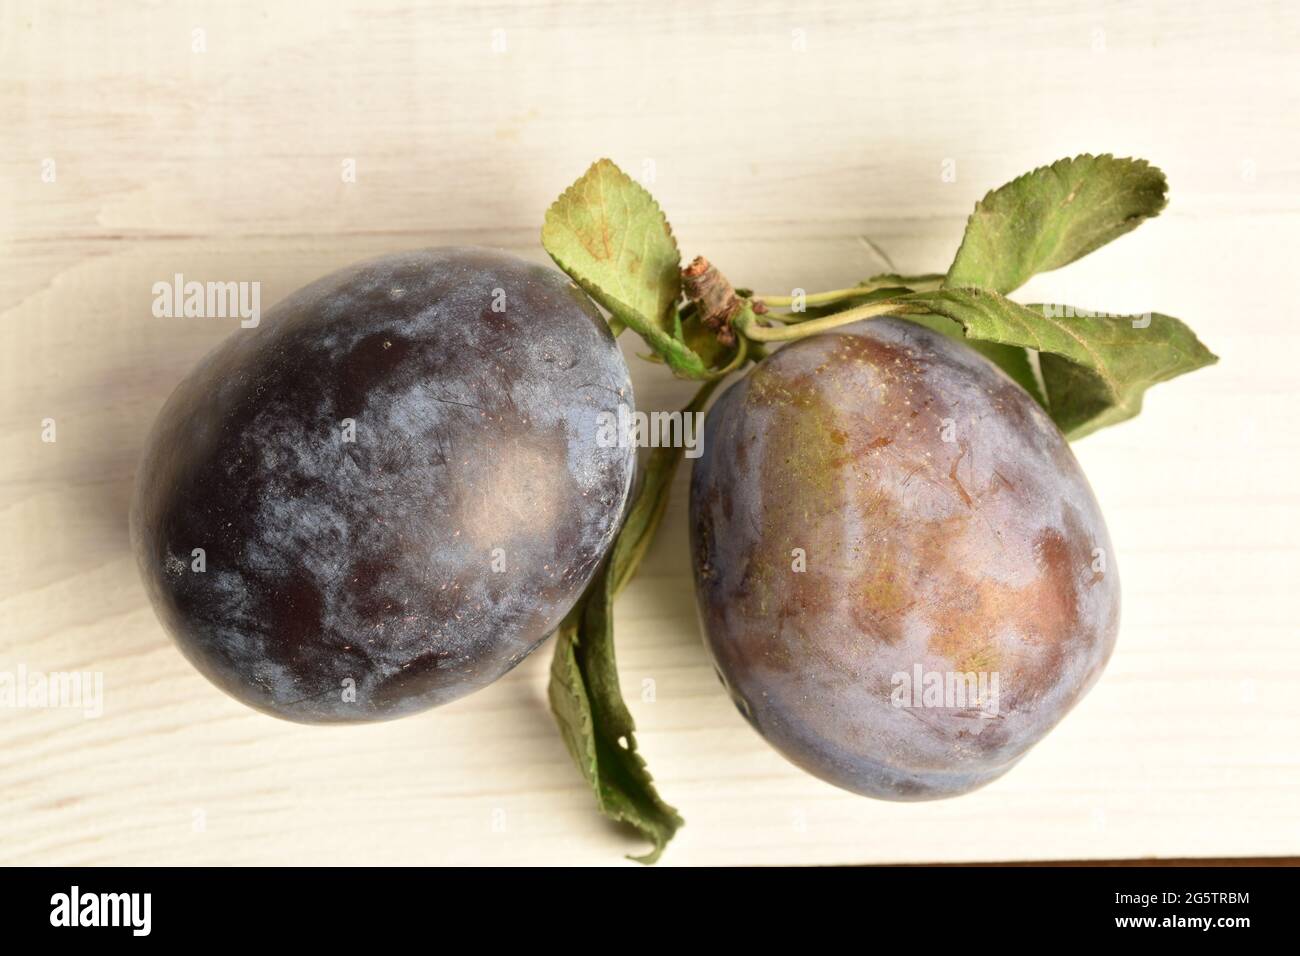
<box><xmin>132</xmin><ymin>248</ymin><xmax>634</xmax><ymax>723</ymax></box>
<box><xmin>690</xmin><ymin>317</ymin><xmax>1119</xmax><ymax>798</ymax></box>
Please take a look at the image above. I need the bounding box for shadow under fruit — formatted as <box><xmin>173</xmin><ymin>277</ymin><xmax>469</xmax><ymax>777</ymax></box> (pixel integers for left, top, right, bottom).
<box><xmin>690</xmin><ymin>317</ymin><xmax>1120</xmax><ymax>798</ymax></box>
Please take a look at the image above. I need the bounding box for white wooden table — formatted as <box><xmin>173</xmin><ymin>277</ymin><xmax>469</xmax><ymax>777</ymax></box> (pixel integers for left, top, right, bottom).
<box><xmin>2</xmin><ymin>0</ymin><xmax>1297</xmax><ymax>865</ymax></box>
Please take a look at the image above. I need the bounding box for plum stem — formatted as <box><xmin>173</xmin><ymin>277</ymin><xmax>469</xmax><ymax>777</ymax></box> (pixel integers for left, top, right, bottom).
<box><xmin>756</xmin><ymin>276</ymin><xmax>942</xmax><ymax>309</ymax></box>
<box><xmin>736</xmin><ymin>299</ymin><xmax>923</xmax><ymax>342</ymax></box>
<box><xmin>681</xmin><ymin>256</ymin><xmax>740</xmax><ymax>346</ymax></box>
<box><xmin>704</xmin><ymin>331</ymin><xmax>750</xmax><ymax>379</ymax></box>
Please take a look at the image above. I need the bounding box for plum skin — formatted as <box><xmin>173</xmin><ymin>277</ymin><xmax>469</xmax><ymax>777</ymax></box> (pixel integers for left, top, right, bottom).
<box><xmin>690</xmin><ymin>318</ymin><xmax>1120</xmax><ymax>799</ymax></box>
<box><xmin>132</xmin><ymin>248</ymin><xmax>634</xmax><ymax>723</ymax></box>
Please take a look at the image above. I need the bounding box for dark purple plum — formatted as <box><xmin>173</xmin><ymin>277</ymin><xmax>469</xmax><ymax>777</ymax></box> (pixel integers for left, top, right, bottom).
<box><xmin>132</xmin><ymin>248</ymin><xmax>634</xmax><ymax>723</ymax></box>
<box><xmin>690</xmin><ymin>317</ymin><xmax>1119</xmax><ymax>798</ymax></box>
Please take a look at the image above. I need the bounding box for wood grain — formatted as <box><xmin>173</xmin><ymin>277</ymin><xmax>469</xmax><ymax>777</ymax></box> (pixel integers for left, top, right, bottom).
<box><xmin>1</xmin><ymin>0</ymin><xmax>1297</xmax><ymax>865</ymax></box>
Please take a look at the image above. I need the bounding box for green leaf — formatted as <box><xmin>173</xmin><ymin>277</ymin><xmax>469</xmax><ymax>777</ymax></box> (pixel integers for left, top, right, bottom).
<box><xmin>905</xmin><ymin>288</ymin><xmax>1218</xmax><ymax>438</ymax></box>
<box><xmin>899</xmin><ymin>313</ymin><xmax>1047</xmax><ymax>408</ymax></box>
<box><xmin>542</xmin><ymin>159</ymin><xmax>680</xmax><ymax>332</ymax></box>
<box><xmin>548</xmin><ymin>608</ymin><xmax>598</xmax><ymax>787</ymax></box>
<box><xmin>547</xmin><ymin>382</ymin><xmax>720</xmax><ymax>862</ymax></box>
<box><xmin>548</xmin><ymin>563</ymin><xmax>683</xmax><ymax>864</ymax></box>
<box><xmin>548</xmin><ymin>565</ymin><xmax>682</xmax><ymax>865</ymax></box>
<box><xmin>847</xmin><ymin>276</ymin><xmax>1044</xmax><ymax>403</ymax></box>
<box><xmin>945</xmin><ymin>154</ymin><xmax>1168</xmax><ymax>294</ymax></box>
<box><xmin>549</xmin><ymin>594</ymin><xmax>683</xmax><ymax>864</ymax></box>
<box><xmin>543</xmin><ymin>159</ymin><xmax>706</xmax><ymax>378</ymax></box>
